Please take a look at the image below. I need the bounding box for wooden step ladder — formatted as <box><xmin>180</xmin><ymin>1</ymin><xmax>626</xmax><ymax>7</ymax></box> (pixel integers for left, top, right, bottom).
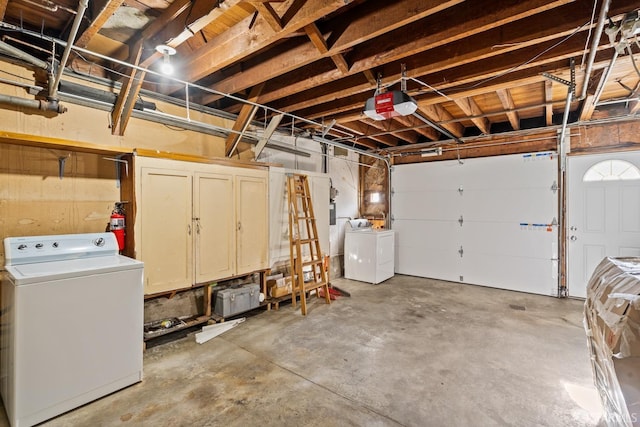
<box><xmin>287</xmin><ymin>173</ymin><xmax>331</xmax><ymax>315</ymax></box>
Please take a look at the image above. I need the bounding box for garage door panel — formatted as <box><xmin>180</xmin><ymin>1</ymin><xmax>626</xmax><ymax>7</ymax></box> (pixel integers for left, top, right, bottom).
<box><xmin>393</xmin><ymin>191</ymin><xmax>461</xmax><ymax>221</ymax></box>
<box><xmin>393</xmin><ymin>219</ymin><xmax>460</xmax><ymax>251</ymax></box>
<box><xmin>462</xmin><ymin>255</ymin><xmax>557</xmax><ymax>296</ymax></box>
<box><xmin>394</xmin><ymin>219</ymin><xmax>460</xmax><ymax>281</ymax></box>
<box><xmin>396</xmin><ymin>250</ymin><xmax>461</xmax><ymax>282</ymax></box>
<box><xmin>463</xmin><ymin>222</ymin><xmax>557</xmax><ymax>260</ymax></box>
<box><xmin>462</xmin><ymin>189</ymin><xmax>556</xmax><ymax>222</ymax></box>
<box><xmin>462</xmin><ymin>153</ymin><xmax>556</xmax><ymax>189</ymax></box>
<box><xmin>392</xmin><ymin>152</ymin><xmax>558</xmax><ymax>296</ymax></box>
<box><xmin>393</xmin><ymin>162</ymin><xmax>463</xmax><ymax>191</ymax></box>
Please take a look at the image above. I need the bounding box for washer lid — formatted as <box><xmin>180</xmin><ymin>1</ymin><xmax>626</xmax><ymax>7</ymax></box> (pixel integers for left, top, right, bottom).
<box><xmin>5</xmin><ymin>255</ymin><xmax>143</xmax><ymax>285</ymax></box>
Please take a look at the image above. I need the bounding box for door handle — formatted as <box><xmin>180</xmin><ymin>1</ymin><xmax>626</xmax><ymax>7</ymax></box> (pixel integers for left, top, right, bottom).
<box><xmin>570</xmin><ymin>235</ymin><xmax>577</xmax><ymax>241</ymax></box>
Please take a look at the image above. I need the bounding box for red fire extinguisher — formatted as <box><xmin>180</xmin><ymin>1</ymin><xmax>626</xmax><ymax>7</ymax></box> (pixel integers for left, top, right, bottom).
<box><xmin>110</xmin><ymin>202</ymin><xmax>126</xmax><ymax>251</ymax></box>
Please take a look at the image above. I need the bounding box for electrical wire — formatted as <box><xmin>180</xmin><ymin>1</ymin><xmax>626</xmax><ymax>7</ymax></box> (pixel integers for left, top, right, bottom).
<box><xmin>581</xmin><ymin>0</ymin><xmax>600</xmax><ymax>68</ymax></box>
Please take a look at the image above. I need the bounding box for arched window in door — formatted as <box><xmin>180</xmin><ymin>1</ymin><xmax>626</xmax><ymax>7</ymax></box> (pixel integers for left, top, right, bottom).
<box><xmin>583</xmin><ymin>159</ymin><xmax>640</xmax><ymax>182</ymax></box>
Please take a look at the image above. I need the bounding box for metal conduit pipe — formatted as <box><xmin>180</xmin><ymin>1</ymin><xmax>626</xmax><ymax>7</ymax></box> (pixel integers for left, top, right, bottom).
<box><xmin>51</xmin><ymin>0</ymin><xmax>88</xmax><ymax>99</ymax></box>
<box><xmin>0</xmin><ymin>94</ymin><xmax>67</xmax><ymax>113</ymax></box>
<box><xmin>0</xmin><ymin>40</ymin><xmax>50</xmax><ymax>70</ymax></box>
<box><xmin>580</xmin><ymin>0</ymin><xmax>612</xmax><ymax>101</ymax></box>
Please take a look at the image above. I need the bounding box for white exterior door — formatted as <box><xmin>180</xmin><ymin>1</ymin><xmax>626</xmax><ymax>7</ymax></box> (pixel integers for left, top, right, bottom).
<box><xmin>566</xmin><ymin>152</ymin><xmax>640</xmax><ymax>298</ymax></box>
<box><xmin>392</xmin><ymin>152</ymin><xmax>559</xmax><ymax>296</ymax></box>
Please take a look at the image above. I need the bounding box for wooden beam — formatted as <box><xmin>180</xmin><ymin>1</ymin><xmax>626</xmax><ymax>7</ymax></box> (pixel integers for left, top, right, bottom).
<box><xmin>111</xmin><ymin>42</ymin><xmax>145</xmax><ymax>136</ymax></box>
<box><xmin>273</xmin><ymin>28</ymin><xmax>608</xmax><ymax>123</ymax></box>
<box><xmin>183</xmin><ymin>0</ymin><xmax>351</xmax><ymax>82</ymax></box>
<box><xmin>421</xmin><ymin>104</ymin><xmax>464</xmax><ymax>138</ymax></box>
<box><xmin>453</xmin><ymin>97</ymin><xmax>490</xmax><ymax>134</ymax></box>
<box><xmin>0</xmin><ymin>131</ymin><xmax>133</xmax><ymax>155</ymax></box>
<box><xmin>246</xmin><ymin>0</ymin><xmax>604</xmax><ymax>113</ymax></box>
<box><xmin>362</xmin><ymin>70</ymin><xmax>377</xmax><ymax>86</ymax></box>
<box><xmin>579</xmin><ymin>68</ymin><xmax>605</xmax><ymax>121</ymax></box>
<box><xmin>225</xmin><ymin>83</ymin><xmax>264</xmax><ymax>157</ymax></box>
<box><xmin>335</xmin><ymin>122</ymin><xmax>396</xmax><ymax>148</ymax></box>
<box><xmin>394</xmin><ymin>115</ymin><xmax>440</xmax><ymax>141</ymax></box>
<box><xmin>198</xmin><ymin>0</ymin><xmax>461</xmax><ymax>103</ymax></box>
<box><xmin>75</xmin><ymin>0</ymin><xmax>126</xmax><ymax>49</ymax></box>
<box><xmin>495</xmin><ymin>89</ymin><xmax>520</xmax><ymax>130</ymax></box>
<box><xmin>544</xmin><ymin>80</ymin><xmax>554</xmax><ymax>125</ymax></box>
<box><xmin>0</xmin><ymin>0</ymin><xmax>9</xmax><ymax>22</ymax></box>
<box><xmin>303</xmin><ymin>24</ymin><xmax>349</xmax><ymax>74</ymax></box>
<box><xmin>252</xmin><ymin>2</ymin><xmax>283</xmax><ymax>32</ymax></box>
<box><xmin>362</xmin><ymin>119</ymin><xmax>419</xmax><ymax>144</ymax></box>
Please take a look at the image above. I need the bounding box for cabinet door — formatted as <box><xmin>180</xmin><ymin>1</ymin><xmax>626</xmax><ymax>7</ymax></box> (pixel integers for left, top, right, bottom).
<box><xmin>194</xmin><ymin>172</ymin><xmax>235</xmax><ymax>283</ymax></box>
<box><xmin>236</xmin><ymin>171</ymin><xmax>269</xmax><ymax>274</ymax></box>
<box><xmin>140</xmin><ymin>168</ymin><xmax>193</xmax><ymax>294</ymax></box>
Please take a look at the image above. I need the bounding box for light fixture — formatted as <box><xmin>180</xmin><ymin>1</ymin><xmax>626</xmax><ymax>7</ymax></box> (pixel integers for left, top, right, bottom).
<box><xmin>363</xmin><ymin>68</ymin><xmax>418</xmax><ymax>120</ymax></box>
<box><xmin>420</xmin><ymin>147</ymin><xmax>443</xmax><ymax>157</ymax></box>
<box><xmin>155</xmin><ymin>44</ymin><xmax>176</xmax><ymax>75</ymax></box>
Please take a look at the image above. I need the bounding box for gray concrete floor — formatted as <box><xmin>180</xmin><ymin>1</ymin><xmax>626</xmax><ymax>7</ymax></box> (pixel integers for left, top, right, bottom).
<box><xmin>1</xmin><ymin>275</ymin><xmax>603</xmax><ymax>426</ymax></box>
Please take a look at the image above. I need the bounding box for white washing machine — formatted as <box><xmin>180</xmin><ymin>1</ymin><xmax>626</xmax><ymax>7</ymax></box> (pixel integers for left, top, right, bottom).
<box><xmin>1</xmin><ymin>233</ymin><xmax>144</xmax><ymax>427</ymax></box>
<box><xmin>344</xmin><ymin>220</ymin><xmax>395</xmax><ymax>284</ymax></box>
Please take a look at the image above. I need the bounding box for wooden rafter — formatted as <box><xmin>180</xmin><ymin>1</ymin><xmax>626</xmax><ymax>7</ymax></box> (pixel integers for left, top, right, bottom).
<box><xmin>544</xmin><ymin>80</ymin><xmax>554</xmax><ymax>126</ymax></box>
<box><xmin>0</xmin><ymin>0</ymin><xmax>9</xmax><ymax>21</ymax></box>
<box><xmin>337</xmin><ymin>122</ymin><xmax>397</xmax><ymax>147</ymax></box>
<box><xmin>454</xmin><ymin>97</ymin><xmax>490</xmax><ymax>134</ymax></box>
<box><xmin>421</xmin><ymin>104</ymin><xmax>464</xmax><ymax>138</ymax></box>
<box><xmin>496</xmin><ymin>89</ymin><xmax>520</xmax><ymax>130</ymax></box>
<box><xmin>225</xmin><ymin>83</ymin><xmax>264</xmax><ymax>157</ymax></box>
<box><xmin>75</xmin><ymin>0</ymin><xmax>126</xmax><ymax>49</ymax></box>
<box><xmin>394</xmin><ymin>115</ymin><xmax>440</xmax><ymax>141</ymax></box>
<box><xmin>252</xmin><ymin>2</ymin><xmax>283</xmax><ymax>32</ymax></box>
<box><xmin>579</xmin><ymin>68</ymin><xmax>605</xmax><ymax>121</ymax></box>
<box><xmin>362</xmin><ymin>119</ymin><xmax>419</xmax><ymax>144</ymax></box>
<box><xmin>304</xmin><ymin>24</ymin><xmax>349</xmax><ymax>74</ymax></box>
<box><xmin>198</xmin><ymin>0</ymin><xmax>460</xmax><ymax>104</ymax></box>
<box><xmin>111</xmin><ymin>42</ymin><xmax>146</xmax><ymax>136</ymax></box>
<box><xmin>184</xmin><ymin>0</ymin><xmax>350</xmax><ymax>82</ymax></box>
<box><xmin>229</xmin><ymin>0</ymin><xmax>595</xmax><ymax>113</ymax></box>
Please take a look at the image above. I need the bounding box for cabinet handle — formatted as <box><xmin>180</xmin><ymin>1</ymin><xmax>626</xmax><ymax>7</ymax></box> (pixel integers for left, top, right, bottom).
<box><xmin>188</xmin><ymin>224</ymin><xmax>192</xmax><ymax>235</ymax></box>
<box><xmin>196</xmin><ymin>219</ymin><xmax>201</xmax><ymax>234</ymax></box>
<box><xmin>237</xmin><ymin>221</ymin><xmax>241</xmax><ymax>231</ymax></box>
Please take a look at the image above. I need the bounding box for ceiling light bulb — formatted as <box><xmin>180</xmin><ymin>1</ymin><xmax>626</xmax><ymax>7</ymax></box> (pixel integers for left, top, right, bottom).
<box><xmin>155</xmin><ymin>44</ymin><xmax>177</xmax><ymax>75</ymax></box>
<box><xmin>161</xmin><ymin>56</ymin><xmax>174</xmax><ymax>75</ymax></box>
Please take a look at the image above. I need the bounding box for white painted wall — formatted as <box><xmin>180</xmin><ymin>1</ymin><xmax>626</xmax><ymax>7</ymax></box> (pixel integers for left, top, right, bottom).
<box><xmin>327</xmin><ymin>146</ymin><xmax>360</xmax><ymax>258</ymax></box>
<box><xmin>257</xmin><ymin>138</ymin><xmax>359</xmax><ymax>276</ymax></box>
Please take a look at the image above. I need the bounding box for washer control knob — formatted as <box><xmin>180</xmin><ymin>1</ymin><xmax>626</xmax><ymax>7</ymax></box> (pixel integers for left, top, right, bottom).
<box><xmin>95</xmin><ymin>238</ymin><xmax>105</xmax><ymax>247</ymax></box>
<box><xmin>35</xmin><ymin>243</ymin><xmax>44</xmax><ymax>249</ymax></box>
<box><xmin>52</xmin><ymin>242</ymin><xmax>59</xmax><ymax>248</ymax></box>
<box><xmin>17</xmin><ymin>244</ymin><xmax>27</xmax><ymax>250</ymax></box>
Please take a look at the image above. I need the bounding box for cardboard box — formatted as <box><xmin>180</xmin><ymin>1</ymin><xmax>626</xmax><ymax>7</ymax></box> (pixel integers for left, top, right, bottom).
<box><xmin>585</xmin><ymin>257</ymin><xmax>640</xmax><ymax>427</ymax></box>
<box><xmin>268</xmin><ymin>276</ymin><xmax>292</xmax><ymax>298</ymax></box>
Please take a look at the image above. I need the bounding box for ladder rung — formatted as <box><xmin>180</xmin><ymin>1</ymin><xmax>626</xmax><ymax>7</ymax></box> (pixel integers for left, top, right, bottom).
<box><xmin>301</xmin><ymin>259</ymin><xmax>323</xmax><ymax>267</ymax></box>
<box><xmin>297</xmin><ymin>238</ymin><xmax>318</xmax><ymax>244</ymax></box>
<box><xmin>297</xmin><ymin>216</ymin><xmax>315</xmax><ymax>220</ymax></box>
<box><xmin>302</xmin><ymin>280</ymin><xmax>328</xmax><ymax>292</ymax></box>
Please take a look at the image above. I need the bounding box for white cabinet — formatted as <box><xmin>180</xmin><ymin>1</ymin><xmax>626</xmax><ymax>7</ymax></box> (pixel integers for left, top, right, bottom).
<box><xmin>134</xmin><ymin>157</ymin><xmax>268</xmax><ymax>295</ymax></box>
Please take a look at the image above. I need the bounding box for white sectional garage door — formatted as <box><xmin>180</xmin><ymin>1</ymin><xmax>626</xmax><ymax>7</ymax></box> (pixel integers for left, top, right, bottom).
<box><xmin>392</xmin><ymin>152</ymin><xmax>559</xmax><ymax>296</ymax></box>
